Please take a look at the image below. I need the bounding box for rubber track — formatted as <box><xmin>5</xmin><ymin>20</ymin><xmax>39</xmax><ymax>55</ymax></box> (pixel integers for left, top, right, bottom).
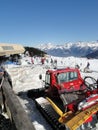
<box><xmin>35</xmin><ymin>98</ymin><xmax>65</xmax><ymax>130</ymax></box>
<box><xmin>0</xmin><ymin>114</ymin><xmax>11</xmax><ymax>130</ymax></box>
<box><xmin>0</xmin><ymin>114</ymin><xmax>17</xmax><ymax>130</ymax></box>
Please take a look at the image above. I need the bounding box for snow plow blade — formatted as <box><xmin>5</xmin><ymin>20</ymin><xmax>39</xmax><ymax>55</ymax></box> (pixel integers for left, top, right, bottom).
<box><xmin>65</xmin><ymin>103</ymin><xmax>98</xmax><ymax>130</ymax></box>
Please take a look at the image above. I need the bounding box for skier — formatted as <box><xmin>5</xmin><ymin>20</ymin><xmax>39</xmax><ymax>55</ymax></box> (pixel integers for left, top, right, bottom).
<box><xmin>84</xmin><ymin>62</ymin><xmax>90</xmax><ymax>72</ymax></box>
<box><xmin>87</xmin><ymin>62</ymin><xmax>90</xmax><ymax>69</ymax></box>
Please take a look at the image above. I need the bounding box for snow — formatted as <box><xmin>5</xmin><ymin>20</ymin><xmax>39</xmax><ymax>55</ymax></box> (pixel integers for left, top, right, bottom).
<box><xmin>4</xmin><ymin>55</ymin><xmax>98</xmax><ymax>130</ymax></box>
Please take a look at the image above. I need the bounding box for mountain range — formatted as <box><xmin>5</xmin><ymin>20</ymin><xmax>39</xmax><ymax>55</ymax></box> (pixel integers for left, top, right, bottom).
<box><xmin>37</xmin><ymin>41</ymin><xmax>98</xmax><ymax>58</ymax></box>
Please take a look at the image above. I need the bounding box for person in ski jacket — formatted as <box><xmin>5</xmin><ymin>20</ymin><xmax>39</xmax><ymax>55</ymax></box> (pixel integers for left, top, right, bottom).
<box><xmin>87</xmin><ymin>62</ymin><xmax>90</xmax><ymax>69</ymax></box>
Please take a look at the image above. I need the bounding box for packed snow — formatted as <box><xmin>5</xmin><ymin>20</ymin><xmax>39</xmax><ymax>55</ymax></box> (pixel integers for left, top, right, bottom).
<box><xmin>3</xmin><ymin>55</ymin><xmax>98</xmax><ymax>130</ymax></box>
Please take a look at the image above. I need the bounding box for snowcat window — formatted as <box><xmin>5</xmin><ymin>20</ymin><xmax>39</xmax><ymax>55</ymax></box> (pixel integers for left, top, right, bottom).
<box><xmin>57</xmin><ymin>71</ymin><xmax>78</xmax><ymax>83</ymax></box>
<box><xmin>45</xmin><ymin>73</ymin><xmax>50</xmax><ymax>84</ymax></box>
<box><xmin>69</xmin><ymin>71</ymin><xmax>78</xmax><ymax>81</ymax></box>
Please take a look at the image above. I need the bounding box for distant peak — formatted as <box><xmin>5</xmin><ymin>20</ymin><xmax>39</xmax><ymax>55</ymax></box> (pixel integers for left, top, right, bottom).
<box><xmin>36</xmin><ymin>41</ymin><xmax>98</xmax><ymax>57</ymax></box>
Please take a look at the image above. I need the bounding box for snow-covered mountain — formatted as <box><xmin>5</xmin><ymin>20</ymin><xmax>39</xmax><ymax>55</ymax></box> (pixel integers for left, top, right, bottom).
<box><xmin>37</xmin><ymin>41</ymin><xmax>98</xmax><ymax>57</ymax></box>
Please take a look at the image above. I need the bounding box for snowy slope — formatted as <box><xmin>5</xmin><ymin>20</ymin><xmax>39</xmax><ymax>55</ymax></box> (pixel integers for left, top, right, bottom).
<box><xmin>37</xmin><ymin>41</ymin><xmax>98</xmax><ymax>57</ymax></box>
<box><xmin>5</xmin><ymin>56</ymin><xmax>98</xmax><ymax>130</ymax></box>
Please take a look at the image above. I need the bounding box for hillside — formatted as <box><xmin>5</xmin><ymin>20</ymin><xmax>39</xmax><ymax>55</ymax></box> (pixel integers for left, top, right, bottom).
<box><xmin>86</xmin><ymin>50</ymin><xmax>98</xmax><ymax>59</ymax></box>
<box><xmin>24</xmin><ymin>46</ymin><xmax>47</xmax><ymax>57</ymax></box>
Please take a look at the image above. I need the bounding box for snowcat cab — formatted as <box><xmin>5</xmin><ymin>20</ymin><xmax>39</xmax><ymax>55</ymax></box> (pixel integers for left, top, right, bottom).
<box><xmin>44</xmin><ymin>67</ymin><xmax>86</xmax><ymax>98</ymax></box>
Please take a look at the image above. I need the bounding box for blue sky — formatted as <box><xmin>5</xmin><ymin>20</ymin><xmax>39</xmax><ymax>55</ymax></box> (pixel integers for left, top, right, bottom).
<box><xmin>0</xmin><ymin>0</ymin><xmax>98</xmax><ymax>47</ymax></box>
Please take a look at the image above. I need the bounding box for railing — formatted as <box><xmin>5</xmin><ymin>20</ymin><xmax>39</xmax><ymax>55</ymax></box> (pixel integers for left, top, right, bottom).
<box><xmin>0</xmin><ymin>77</ymin><xmax>35</xmax><ymax>130</ymax></box>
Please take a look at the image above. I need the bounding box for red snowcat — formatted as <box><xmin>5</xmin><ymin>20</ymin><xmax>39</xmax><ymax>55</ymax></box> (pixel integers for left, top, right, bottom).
<box><xmin>27</xmin><ymin>67</ymin><xmax>98</xmax><ymax>130</ymax></box>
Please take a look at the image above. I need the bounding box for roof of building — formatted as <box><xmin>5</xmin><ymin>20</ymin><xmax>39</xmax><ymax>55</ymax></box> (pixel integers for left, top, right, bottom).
<box><xmin>0</xmin><ymin>43</ymin><xmax>25</xmax><ymax>56</ymax></box>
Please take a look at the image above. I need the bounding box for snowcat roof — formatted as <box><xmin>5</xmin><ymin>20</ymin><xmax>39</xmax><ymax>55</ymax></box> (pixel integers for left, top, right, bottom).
<box><xmin>47</xmin><ymin>67</ymin><xmax>80</xmax><ymax>74</ymax></box>
<box><xmin>0</xmin><ymin>43</ymin><xmax>25</xmax><ymax>56</ymax></box>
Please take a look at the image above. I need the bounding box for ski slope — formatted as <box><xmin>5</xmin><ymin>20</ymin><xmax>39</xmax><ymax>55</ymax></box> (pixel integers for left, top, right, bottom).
<box><xmin>4</xmin><ymin>56</ymin><xmax>98</xmax><ymax>130</ymax></box>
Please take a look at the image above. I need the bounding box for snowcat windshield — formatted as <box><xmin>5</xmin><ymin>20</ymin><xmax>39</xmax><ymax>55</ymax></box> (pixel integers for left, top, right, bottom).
<box><xmin>57</xmin><ymin>71</ymin><xmax>78</xmax><ymax>84</ymax></box>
